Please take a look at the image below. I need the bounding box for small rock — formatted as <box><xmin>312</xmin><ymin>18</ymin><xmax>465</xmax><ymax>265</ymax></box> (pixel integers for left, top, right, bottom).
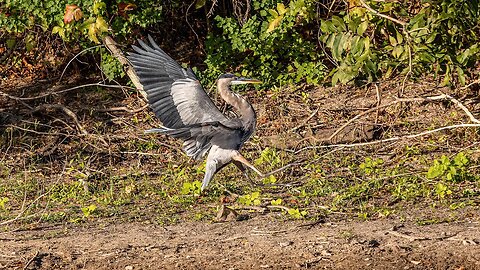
<box><xmin>125</xmin><ymin>266</ymin><xmax>133</xmax><ymax>270</ymax></box>
<box><xmin>279</xmin><ymin>241</ymin><xmax>293</xmax><ymax>247</ymax></box>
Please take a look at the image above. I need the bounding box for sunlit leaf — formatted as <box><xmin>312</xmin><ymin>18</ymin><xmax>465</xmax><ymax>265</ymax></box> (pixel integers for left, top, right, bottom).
<box><xmin>267</xmin><ymin>15</ymin><xmax>283</xmax><ymax>33</ymax></box>
<box><xmin>277</xmin><ymin>3</ymin><xmax>288</xmax><ymax>15</ymax></box>
<box><xmin>95</xmin><ymin>16</ymin><xmax>109</xmax><ymax>33</ymax></box>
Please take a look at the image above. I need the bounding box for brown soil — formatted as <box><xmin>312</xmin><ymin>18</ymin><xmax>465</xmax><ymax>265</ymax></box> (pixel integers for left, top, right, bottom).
<box><xmin>2</xmin><ymin>44</ymin><xmax>480</xmax><ymax>270</ymax></box>
<box><xmin>2</xmin><ymin>217</ymin><xmax>480</xmax><ymax>270</ymax></box>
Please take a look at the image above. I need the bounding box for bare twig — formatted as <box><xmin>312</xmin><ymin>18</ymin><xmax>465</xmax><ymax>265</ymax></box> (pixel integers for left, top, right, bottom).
<box><xmin>0</xmin><ymin>83</ymin><xmax>132</xmax><ymax>101</ymax></box>
<box><xmin>23</xmin><ymin>250</ymin><xmax>39</xmax><ymax>270</ymax></box>
<box><xmin>262</xmin><ymin>159</ymin><xmax>307</xmax><ymax>178</ymax></box>
<box><xmin>58</xmin><ymin>45</ymin><xmax>104</xmax><ymax>83</ymax></box>
<box><xmin>302</xmin><ymin>123</ymin><xmax>480</xmax><ymax>152</ymax></box>
<box><xmin>358</xmin><ymin>0</ymin><xmax>406</xmax><ymax>26</ymax></box>
<box><xmin>460</xmin><ymin>78</ymin><xmax>480</xmax><ymax>90</ymax></box>
<box><xmin>96</xmin><ymin>104</ymin><xmax>148</xmax><ymax>114</ymax></box>
<box><xmin>31</xmin><ymin>104</ymin><xmax>88</xmax><ymax>135</ymax></box>
<box><xmin>328</xmin><ymin>93</ymin><xmax>480</xmax><ymax>141</ymax></box>
<box><xmin>290</xmin><ymin>107</ymin><xmax>320</xmax><ymax>132</ymax></box>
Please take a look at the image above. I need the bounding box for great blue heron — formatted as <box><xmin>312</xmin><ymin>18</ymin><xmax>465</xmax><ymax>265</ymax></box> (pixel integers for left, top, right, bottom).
<box><xmin>128</xmin><ymin>36</ymin><xmax>264</xmax><ymax>191</ymax></box>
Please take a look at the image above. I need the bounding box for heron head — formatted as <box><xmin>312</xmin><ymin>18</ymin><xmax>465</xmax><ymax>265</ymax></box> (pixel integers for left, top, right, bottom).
<box><xmin>218</xmin><ymin>73</ymin><xmax>262</xmax><ymax>86</ymax></box>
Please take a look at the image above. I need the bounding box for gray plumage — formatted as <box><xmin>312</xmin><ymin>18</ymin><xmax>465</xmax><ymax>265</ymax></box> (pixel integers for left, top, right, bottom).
<box><xmin>128</xmin><ymin>36</ymin><xmax>264</xmax><ymax>190</ymax></box>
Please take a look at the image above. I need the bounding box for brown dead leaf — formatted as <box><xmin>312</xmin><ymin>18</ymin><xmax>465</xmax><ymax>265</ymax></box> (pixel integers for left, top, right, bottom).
<box><xmin>64</xmin><ymin>4</ymin><xmax>83</xmax><ymax>24</ymax></box>
<box><xmin>118</xmin><ymin>3</ymin><xmax>137</xmax><ymax>19</ymax></box>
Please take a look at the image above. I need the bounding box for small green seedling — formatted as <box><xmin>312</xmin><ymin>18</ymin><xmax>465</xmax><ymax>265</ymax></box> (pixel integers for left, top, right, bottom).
<box><xmin>287</xmin><ymin>208</ymin><xmax>307</xmax><ymax>219</ymax></box>
<box><xmin>0</xmin><ymin>197</ymin><xmax>9</xmax><ymax>211</ymax></box>
<box><xmin>180</xmin><ymin>180</ymin><xmax>202</xmax><ymax>196</ymax></box>
<box><xmin>81</xmin><ymin>204</ymin><xmax>97</xmax><ymax>218</ymax></box>
<box><xmin>238</xmin><ymin>191</ymin><xmax>261</xmax><ymax>206</ymax></box>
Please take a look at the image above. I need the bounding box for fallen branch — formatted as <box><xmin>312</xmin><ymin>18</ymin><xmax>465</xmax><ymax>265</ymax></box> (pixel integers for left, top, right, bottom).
<box><xmin>103</xmin><ymin>36</ymin><xmax>147</xmax><ymax>99</ymax></box>
<box><xmin>58</xmin><ymin>45</ymin><xmax>103</xmax><ymax>83</ymax></box>
<box><xmin>23</xmin><ymin>250</ymin><xmax>39</xmax><ymax>270</ymax></box>
<box><xmin>296</xmin><ymin>123</ymin><xmax>480</xmax><ymax>153</ymax></box>
<box><xmin>96</xmin><ymin>104</ymin><xmax>148</xmax><ymax>114</ymax></box>
<box><xmin>0</xmin><ymin>83</ymin><xmax>132</xmax><ymax>101</ymax></box>
<box><xmin>30</xmin><ymin>104</ymin><xmax>88</xmax><ymax>135</ymax></box>
<box><xmin>328</xmin><ymin>93</ymin><xmax>480</xmax><ymax>141</ymax></box>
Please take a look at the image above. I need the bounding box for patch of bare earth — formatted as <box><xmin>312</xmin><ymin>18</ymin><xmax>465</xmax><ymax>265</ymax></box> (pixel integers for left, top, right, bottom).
<box><xmin>1</xmin><ymin>218</ymin><xmax>479</xmax><ymax>269</ymax></box>
<box><xmin>1</xmin><ymin>46</ymin><xmax>480</xmax><ymax>269</ymax></box>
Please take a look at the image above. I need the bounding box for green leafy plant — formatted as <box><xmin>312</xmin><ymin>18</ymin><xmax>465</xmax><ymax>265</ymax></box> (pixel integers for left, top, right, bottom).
<box><xmin>0</xmin><ymin>197</ymin><xmax>9</xmax><ymax>211</ymax></box>
<box><xmin>359</xmin><ymin>157</ymin><xmax>384</xmax><ymax>176</ymax></box>
<box><xmin>180</xmin><ymin>180</ymin><xmax>202</xmax><ymax>196</ymax></box>
<box><xmin>204</xmin><ymin>0</ymin><xmax>325</xmax><ymax>87</ymax></box>
<box><xmin>270</xmin><ymin>198</ymin><xmax>282</xmax><ymax>206</ymax></box>
<box><xmin>238</xmin><ymin>191</ymin><xmax>261</xmax><ymax>206</ymax></box>
<box><xmin>81</xmin><ymin>204</ymin><xmax>97</xmax><ymax>218</ymax></box>
<box><xmin>287</xmin><ymin>208</ymin><xmax>307</xmax><ymax>219</ymax></box>
<box><xmin>426</xmin><ymin>152</ymin><xmax>470</xmax><ymax>182</ymax></box>
<box><xmin>319</xmin><ymin>13</ymin><xmax>377</xmax><ymax>85</ymax></box>
<box><xmin>434</xmin><ymin>182</ymin><xmax>452</xmax><ymax>199</ymax></box>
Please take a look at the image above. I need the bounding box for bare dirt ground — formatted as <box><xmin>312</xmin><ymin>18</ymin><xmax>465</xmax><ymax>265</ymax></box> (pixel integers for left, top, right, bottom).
<box><xmin>2</xmin><ymin>217</ymin><xmax>480</xmax><ymax>270</ymax></box>
<box><xmin>1</xmin><ymin>48</ymin><xmax>480</xmax><ymax>269</ymax></box>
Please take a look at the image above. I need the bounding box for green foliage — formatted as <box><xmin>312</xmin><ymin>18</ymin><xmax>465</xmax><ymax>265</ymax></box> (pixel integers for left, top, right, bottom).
<box><xmin>255</xmin><ymin>147</ymin><xmax>281</xmax><ymax>168</ymax></box>
<box><xmin>319</xmin><ymin>14</ymin><xmax>377</xmax><ymax>85</ymax></box>
<box><xmin>287</xmin><ymin>208</ymin><xmax>307</xmax><ymax>219</ymax></box>
<box><xmin>270</xmin><ymin>198</ymin><xmax>282</xmax><ymax>206</ymax></box>
<box><xmin>320</xmin><ymin>0</ymin><xmax>480</xmax><ymax>85</ymax></box>
<box><xmin>101</xmin><ymin>49</ymin><xmax>126</xmax><ymax>81</ymax></box>
<box><xmin>81</xmin><ymin>204</ymin><xmax>97</xmax><ymax>218</ymax></box>
<box><xmin>426</xmin><ymin>152</ymin><xmax>470</xmax><ymax>182</ymax></box>
<box><xmin>434</xmin><ymin>182</ymin><xmax>452</xmax><ymax>199</ymax></box>
<box><xmin>0</xmin><ymin>197</ymin><xmax>9</xmax><ymax>211</ymax></box>
<box><xmin>1</xmin><ymin>0</ymin><xmax>162</xmax><ymax>41</ymax></box>
<box><xmin>180</xmin><ymin>180</ymin><xmax>202</xmax><ymax>196</ymax></box>
<box><xmin>238</xmin><ymin>191</ymin><xmax>261</xmax><ymax>206</ymax></box>
<box><xmin>204</xmin><ymin>0</ymin><xmax>325</xmax><ymax>87</ymax></box>
<box><xmin>359</xmin><ymin>157</ymin><xmax>384</xmax><ymax>175</ymax></box>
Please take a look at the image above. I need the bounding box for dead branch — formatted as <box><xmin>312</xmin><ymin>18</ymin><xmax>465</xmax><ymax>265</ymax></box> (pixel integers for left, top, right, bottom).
<box><xmin>58</xmin><ymin>45</ymin><xmax>103</xmax><ymax>83</ymax></box>
<box><xmin>30</xmin><ymin>104</ymin><xmax>88</xmax><ymax>135</ymax></box>
<box><xmin>328</xmin><ymin>93</ymin><xmax>480</xmax><ymax>141</ymax></box>
<box><xmin>302</xmin><ymin>123</ymin><xmax>480</xmax><ymax>152</ymax></box>
<box><xmin>0</xmin><ymin>83</ymin><xmax>132</xmax><ymax>101</ymax></box>
<box><xmin>23</xmin><ymin>250</ymin><xmax>39</xmax><ymax>270</ymax></box>
<box><xmin>103</xmin><ymin>36</ymin><xmax>147</xmax><ymax>99</ymax></box>
<box><xmin>96</xmin><ymin>104</ymin><xmax>148</xmax><ymax>114</ymax></box>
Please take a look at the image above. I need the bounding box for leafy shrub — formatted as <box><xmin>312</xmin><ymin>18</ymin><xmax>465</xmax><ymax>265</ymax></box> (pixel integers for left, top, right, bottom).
<box><xmin>320</xmin><ymin>0</ymin><xmax>480</xmax><ymax>85</ymax></box>
<box><xmin>426</xmin><ymin>152</ymin><xmax>470</xmax><ymax>182</ymax></box>
<box><xmin>204</xmin><ymin>0</ymin><xmax>326</xmax><ymax>87</ymax></box>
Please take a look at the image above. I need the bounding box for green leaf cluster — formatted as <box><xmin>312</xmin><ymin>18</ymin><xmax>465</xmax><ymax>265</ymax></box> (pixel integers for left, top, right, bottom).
<box><xmin>203</xmin><ymin>0</ymin><xmax>325</xmax><ymax>87</ymax></box>
<box><xmin>426</xmin><ymin>152</ymin><xmax>470</xmax><ymax>182</ymax></box>
<box><xmin>320</xmin><ymin>0</ymin><xmax>480</xmax><ymax>85</ymax></box>
<box><xmin>238</xmin><ymin>191</ymin><xmax>261</xmax><ymax>206</ymax></box>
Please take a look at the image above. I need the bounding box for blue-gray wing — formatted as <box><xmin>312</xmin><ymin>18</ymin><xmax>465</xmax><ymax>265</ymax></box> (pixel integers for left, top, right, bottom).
<box><xmin>128</xmin><ymin>36</ymin><xmax>242</xmax><ymax>160</ymax></box>
<box><xmin>127</xmin><ymin>35</ymin><xmax>228</xmax><ymax>129</ymax></box>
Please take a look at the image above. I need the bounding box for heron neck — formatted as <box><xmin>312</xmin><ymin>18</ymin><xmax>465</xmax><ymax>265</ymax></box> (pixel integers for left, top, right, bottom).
<box><xmin>217</xmin><ymin>80</ymin><xmax>256</xmax><ymax>128</ymax></box>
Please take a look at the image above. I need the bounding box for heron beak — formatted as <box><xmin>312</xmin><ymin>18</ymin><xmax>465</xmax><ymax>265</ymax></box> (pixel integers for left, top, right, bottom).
<box><xmin>231</xmin><ymin>77</ymin><xmax>262</xmax><ymax>85</ymax></box>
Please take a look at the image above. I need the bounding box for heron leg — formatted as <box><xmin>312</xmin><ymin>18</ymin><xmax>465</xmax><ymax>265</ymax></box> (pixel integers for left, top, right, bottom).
<box><xmin>201</xmin><ymin>159</ymin><xmax>218</xmax><ymax>192</ymax></box>
<box><xmin>233</xmin><ymin>160</ymin><xmax>264</xmax><ymax>186</ymax></box>
<box><xmin>232</xmin><ymin>152</ymin><xmax>265</xmax><ymax>178</ymax></box>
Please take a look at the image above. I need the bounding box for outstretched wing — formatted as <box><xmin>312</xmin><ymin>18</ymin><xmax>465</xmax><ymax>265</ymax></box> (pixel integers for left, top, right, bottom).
<box><xmin>148</xmin><ymin>121</ymin><xmax>243</xmax><ymax>160</ymax></box>
<box><xmin>127</xmin><ymin>35</ymin><xmax>228</xmax><ymax>129</ymax></box>
<box><xmin>128</xmin><ymin>36</ymin><xmax>241</xmax><ymax>159</ymax></box>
